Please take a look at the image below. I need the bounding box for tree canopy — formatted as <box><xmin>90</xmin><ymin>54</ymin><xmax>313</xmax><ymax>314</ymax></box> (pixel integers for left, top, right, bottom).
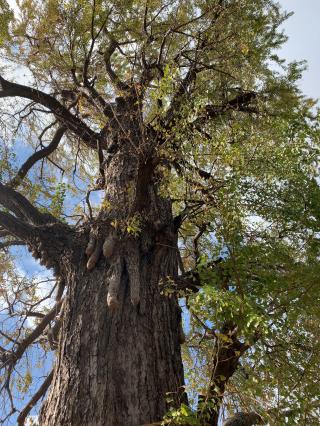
<box><xmin>0</xmin><ymin>0</ymin><xmax>319</xmax><ymax>424</ymax></box>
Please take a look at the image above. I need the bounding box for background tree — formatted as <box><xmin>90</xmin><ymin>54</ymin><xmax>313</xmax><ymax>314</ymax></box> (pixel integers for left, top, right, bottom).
<box><xmin>0</xmin><ymin>0</ymin><xmax>319</xmax><ymax>425</ymax></box>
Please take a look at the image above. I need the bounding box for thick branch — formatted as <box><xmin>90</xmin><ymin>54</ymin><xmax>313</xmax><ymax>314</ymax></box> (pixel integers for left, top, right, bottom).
<box><xmin>0</xmin><ymin>240</ymin><xmax>25</xmax><ymax>249</ymax></box>
<box><xmin>223</xmin><ymin>412</ymin><xmax>263</xmax><ymax>426</ymax></box>
<box><xmin>104</xmin><ymin>40</ymin><xmax>130</xmax><ymax>92</ymax></box>
<box><xmin>0</xmin><ymin>182</ymin><xmax>53</xmax><ymax>225</ymax></box>
<box><xmin>17</xmin><ymin>370</ymin><xmax>54</xmax><ymax>426</ymax></box>
<box><xmin>172</xmin><ymin>258</ymin><xmax>225</xmax><ymax>294</ymax></box>
<box><xmin>0</xmin><ymin>75</ymin><xmax>100</xmax><ymax>148</ymax></box>
<box><xmin>198</xmin><ymin>323</ymin><xmax>251</xmax><ymax>425</ymax></box>
<box><xmin>7</xmin><ymin>126</ymin><xmax>66</xmax><ymax>188</ymax></box>
<box><xmin>174</xmin><ymin>271</ymin><xmax>202</xmax><ymax>293</ymax></box>
<box><xmin>0</xmin><ymin>211</ymin><xmax>36</xmax><ymax>241</ymax></box>
<box><xmin>78</xmin><ymin>85</ymin><xmax>114</xmax><ymax>118</ymax></box>
<box><xmin>195</xmin><ymin>91</ymin><xmax>258</xmax><ymax>125</ymax></box>
<box><xmin>164</xmin><ymin>66</ymin><xmax>197</xmax><ymax>127</ymax></box>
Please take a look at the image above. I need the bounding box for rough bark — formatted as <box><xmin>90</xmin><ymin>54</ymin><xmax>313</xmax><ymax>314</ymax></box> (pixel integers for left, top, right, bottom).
<box><xmin>39</xmin><ymin>235</ymin><xmax>185</xmax><ymax>426</ymax></box>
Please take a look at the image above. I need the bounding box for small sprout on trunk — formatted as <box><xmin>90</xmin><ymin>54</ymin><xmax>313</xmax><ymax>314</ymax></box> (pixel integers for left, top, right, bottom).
<box><xmin>103</xmin><ymin>235</ymin><xmax>116</xmax><ymax>258</ymax></box>
<box><xmin>87</xmin><ymin>240</ymin><xmax>102</xmax><ymax>270</ymax></box>
<box><xmin>85</xmin><ymin>235</ymin><xmax>96</xmax><ymax>256</ymax></box>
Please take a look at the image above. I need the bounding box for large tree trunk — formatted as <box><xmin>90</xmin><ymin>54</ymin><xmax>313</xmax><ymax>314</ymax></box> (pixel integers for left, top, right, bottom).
<box><xmin>40</xmin><ymin>104</ymin><xmax>186</xmax><ymax>425</ymax></box>
<box><xmin>40</xmin><ymin>247</ymin><xmax>184</xmax><ymax>425</ymax></box>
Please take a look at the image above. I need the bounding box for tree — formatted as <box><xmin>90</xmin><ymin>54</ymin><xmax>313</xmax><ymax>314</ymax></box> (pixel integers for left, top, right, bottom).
<box><xmin>0</xmin><ymin>0</ymin><xmax>319</xmax><ymax>425</ymax></box>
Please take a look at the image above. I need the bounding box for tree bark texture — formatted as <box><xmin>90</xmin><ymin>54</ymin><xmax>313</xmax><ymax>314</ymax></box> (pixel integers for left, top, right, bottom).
<box><xmin>40</xmin><ymin>246</ymin><xmax>184</xmax><ymax>426</ymax></box>
<box><xmin>39</xmin><ymin>105</ymin><xmax>186</xmax><ymax>426</ymax></box>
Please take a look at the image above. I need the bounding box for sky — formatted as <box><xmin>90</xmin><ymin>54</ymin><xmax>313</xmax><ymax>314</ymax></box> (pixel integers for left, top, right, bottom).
<box><xmin>279</xmin><ymin>0</ymin><xmax>320</xmax><ymax>99</ymax></box>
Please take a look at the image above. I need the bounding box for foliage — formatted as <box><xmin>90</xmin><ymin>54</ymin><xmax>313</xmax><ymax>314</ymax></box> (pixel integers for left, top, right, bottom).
<box><xmin>0</xmin><ymin>0</ymin><xmax>13</xmax><ymax>46</ymax></box>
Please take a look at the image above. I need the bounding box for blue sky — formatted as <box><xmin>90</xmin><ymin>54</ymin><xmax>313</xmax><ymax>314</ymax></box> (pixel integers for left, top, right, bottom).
<box><xmin>279</xmin><ymin>0</ymin><xmax>320</xmax><ymax>99</ymax></box>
